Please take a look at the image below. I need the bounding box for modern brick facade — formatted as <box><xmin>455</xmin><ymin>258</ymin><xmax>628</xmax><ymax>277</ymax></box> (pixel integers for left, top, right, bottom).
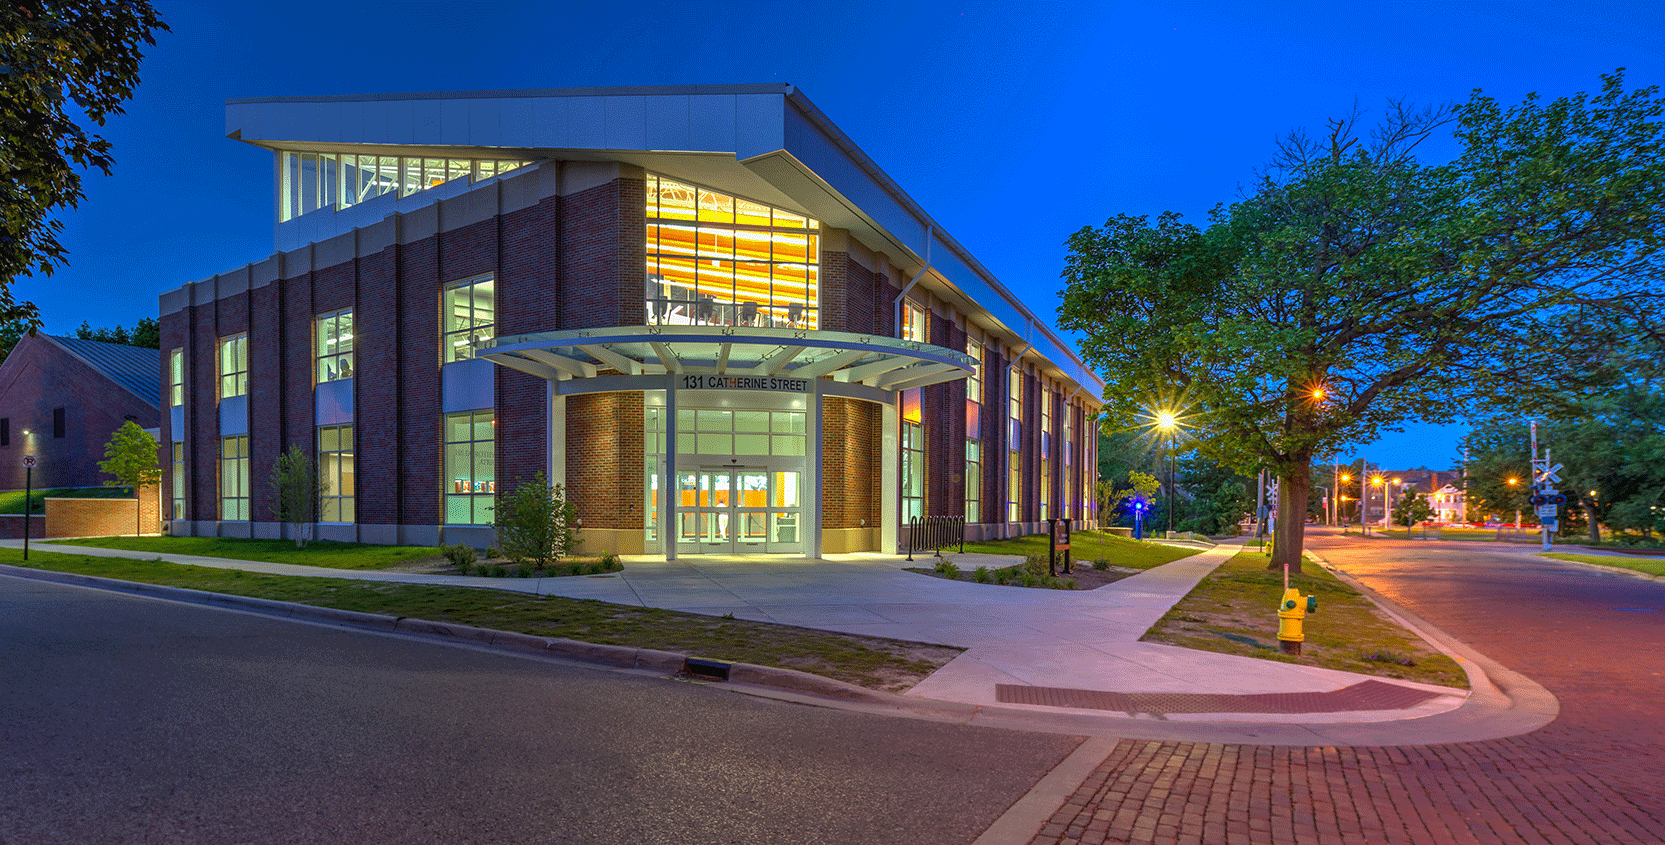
<box><xmin>159</xmin><ymin>86</ymin><xmax>1103</xmax><ymax>556</ymax></box>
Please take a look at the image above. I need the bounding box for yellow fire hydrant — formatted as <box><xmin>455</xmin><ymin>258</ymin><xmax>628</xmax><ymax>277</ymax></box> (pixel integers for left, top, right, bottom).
<box><xmin>1277</xmin><ymin>587</ymin><xmax>1317</xmax><ymax>655</ymax></box>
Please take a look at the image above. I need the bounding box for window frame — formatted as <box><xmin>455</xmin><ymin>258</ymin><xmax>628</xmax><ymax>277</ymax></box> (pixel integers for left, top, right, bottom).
<box><xmin>443</xmin><ymin>410</ymin><xmax>495</xmax><ymax>526</ymax></box>
<box><xmin>318</xmin><ymin>424</ymin><xmax>355</xmax><ymax>523</ymax></box>
<box><xmin>219</xmin><ymin>435</ymin><xmax>250</xmax><ymax>521</ymax></box>
<box><xmin>218</xmin><ymin>333</ymin><xmax>249</xmax><ymax>400</ymax></box>
<box><xmin>315</xmin><ymin>309</ymin><xmax>355</xmax><ymax>384</ymax></box>
<box><xmin>169</xmin><ymin>348</ymin><xmax>184</xmax><ymax>407</ymax></box>
<box><xmin>441</xmin><ymin>274</ymin><xmax>497</xmax><ymax>364</ymax></box>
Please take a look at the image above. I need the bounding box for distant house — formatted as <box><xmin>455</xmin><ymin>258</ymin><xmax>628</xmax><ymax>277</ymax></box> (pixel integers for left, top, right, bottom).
<box><xmin>1361</xmin><ymin>469</ymin><xmax>1466</xmax><ymax>525</ymax></box>
<box><xmin>0</xmin><ymin>333</ymin><xmax>161</xmax><ymax>492</ymax></box>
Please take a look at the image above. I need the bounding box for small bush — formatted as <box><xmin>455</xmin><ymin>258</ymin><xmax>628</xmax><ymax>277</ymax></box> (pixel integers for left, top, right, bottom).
<box><xmin>598</xmin><ymin>552</ymin><xmax>623</xmax><ymax>572</ymax></box>
<box><xmin>441</xmin><ymin>543</ymin><xmax>478</xmax><ymax>569</ymax></box>
<box><xmin>493</xmin><ymin>472</ymin><xmax>581</xmax><ymax>571</ymax></box>
<box><xmin>567</xmin><ymin>561</ymin><xmax>583</xmax><ymax>576</ymax></box>
<box><xmin>1021</xmin><ymin>572</ymin><xmax>1039</xmax><ymax>588</ymax></box>
<box><xmin>1092</xmin><ymin>558</ymin><xmax>1110</xmax><ymax>571</ymax></box>
<box><xmin>454</xmin><ymin>562</ymin><xmax>472</xmax><ymax>576</ymax></box>
<box><xmin>933</xmin><ymin>559</ymin><xmax>960</xmax><ymax>579</ymax></box>
<box><xmin>517</xmin><ymin>566</ymin><xmax>531</xmax><ymax>578</ymax></box>
<box><xmin>484</xmin><ymin>547</ymin><xmax>500</xmax><ymax>559</ymax></box>
<box><xmin>973</xmin><ymin>566</ymin><xmax>992</xmax><ymax>583</ymax></box>
<box><xmin>1362</xmin><ymin>652</ymin><xmax>1416</xmax><ymax>667</ymax></box>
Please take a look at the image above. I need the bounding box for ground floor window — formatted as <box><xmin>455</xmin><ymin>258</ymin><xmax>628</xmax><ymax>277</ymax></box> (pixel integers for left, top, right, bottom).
<box><xmin>219</xmin><ymin>435</ymin><xmax>249</xmax><ymax>520</ymax></box>
<box><xmin>319</xmin><ymin>424</ymin><xmax>355</xmax><ymax>522</ymax></box>
<box><xmin>902</xmin><ymin>420</ymin><xmax>924</xmax><ymax>522</ymax></box>
<box><xmin>171</xmin><ymin>442</ymin><xmax>185</xmax><ymax>520</ymax></box>
<box><xmin>444</xmin><ymin>411</ymin><xmax>495</xmax><ymax>525</ymax></box>
<box><xmin>1040</xmin><ymin>457</ymin><xmax>1050</xmax><ymax>519</ymax></box>
<box><xmin>965</xmin><ymin>440</ymin><xmax>981</xmax><ymax>523</ymax></box>
<box><xmin>1009</xmin><ymin>451</ymin><xmax>1023</xmax><ymax>522</ymax></box>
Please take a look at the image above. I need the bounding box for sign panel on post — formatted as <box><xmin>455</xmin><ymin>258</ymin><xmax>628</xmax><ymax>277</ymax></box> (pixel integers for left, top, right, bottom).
<box><xmin>1535</xmin><ymin>504</ymin><xmax>1559</xmax><ymax>518</ymax></box>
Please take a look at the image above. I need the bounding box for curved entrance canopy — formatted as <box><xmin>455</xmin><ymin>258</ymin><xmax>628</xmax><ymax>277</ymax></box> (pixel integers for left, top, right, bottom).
<box><xmin>480</xmin><ymin>325</ymin><xmax>976</xmax><ymax>396</ymax></box>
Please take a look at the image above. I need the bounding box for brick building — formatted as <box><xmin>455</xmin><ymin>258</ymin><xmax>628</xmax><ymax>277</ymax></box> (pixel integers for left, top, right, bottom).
<box><xmin>159</xmin><ymin>85</ymin><xmax>1104</xmax><ymax>556</ymax></box>
<box><xmin>0</xmin><ymin>333</ymin><xmax>161</xmax><ymax>491</ymax></box>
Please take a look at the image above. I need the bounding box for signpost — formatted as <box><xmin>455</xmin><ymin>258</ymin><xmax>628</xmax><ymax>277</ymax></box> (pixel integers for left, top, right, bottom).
<box><xmin>1528</xmin><ymin>422</ymin><xmax>1563</xmax><ymax>552</ymax></box>
<box><xmin>21</xmin><ymin>454</ymin><xmax>36</xmax><ymax>560</ymax></box>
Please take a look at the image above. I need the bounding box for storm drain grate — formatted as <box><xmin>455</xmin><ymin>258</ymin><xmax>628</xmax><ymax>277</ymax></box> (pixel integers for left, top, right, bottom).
<box><xmin>995</xmin><ymin>679</ymin><xmax>1441</xmax><ymax>715</ymax></box>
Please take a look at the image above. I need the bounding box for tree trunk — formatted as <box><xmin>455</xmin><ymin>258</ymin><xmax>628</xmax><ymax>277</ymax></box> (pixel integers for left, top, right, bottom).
<box><xmin>1269</xmin><ymin>462</ymin><xmax>1311</xmax><ymax>575</ymax></box>
<box><xmin>1584</xmin><ymin>499</ymin><xmax>1601</xmax><ymax>545</ymax></box>
<box><xmin>134</xmin><ymin>494</ymin><xmax>141</xmax><ymax>538</ymax></box>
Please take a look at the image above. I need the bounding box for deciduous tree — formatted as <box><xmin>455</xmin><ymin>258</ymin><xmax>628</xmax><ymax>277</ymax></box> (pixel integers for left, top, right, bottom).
<box><xmin>1060</xmin><ymin>72</ymin><xmax>1665</xmax><ymax>572</ymax></box>
<box><xmin>97</xmin><ymin>420</ymin><xmax>160</xmax><ymax>537</ymax></box>
<box><xmin>0</xmin><ymin>1</ymin><xmax>169</xmax><ymax>333</ymax></box>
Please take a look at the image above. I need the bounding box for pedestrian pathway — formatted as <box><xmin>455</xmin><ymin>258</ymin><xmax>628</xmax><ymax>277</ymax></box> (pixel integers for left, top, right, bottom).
<box><xmin>3</xmin><ymin>539</ymin><xmax>1476</xmax><ymax>729</ymax></box>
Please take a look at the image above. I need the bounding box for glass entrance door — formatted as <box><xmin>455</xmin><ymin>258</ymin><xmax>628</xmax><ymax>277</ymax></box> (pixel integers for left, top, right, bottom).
<box><xmin>676</xmin><ymin>468</ymin><xmax>801</xmax><ymax>554</ymax></box>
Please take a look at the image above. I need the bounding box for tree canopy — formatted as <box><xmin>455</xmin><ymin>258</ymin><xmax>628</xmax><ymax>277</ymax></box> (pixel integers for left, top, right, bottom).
<box><xmin>0</xmin><ymin>0</ymin><xmax>168</xmax><ymax>332</ymax></box>
<box><xmin>1058</xmin><ymin>72</ymin><xmax>1665</xmax><ymax>571</ymax></box>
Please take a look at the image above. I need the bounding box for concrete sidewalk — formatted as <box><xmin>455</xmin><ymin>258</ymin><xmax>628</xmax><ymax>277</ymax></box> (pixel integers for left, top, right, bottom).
<box><xmin>3</xmin><ymin>538</ymin><xmax>1534</xmax><ymax>740</ymax></box>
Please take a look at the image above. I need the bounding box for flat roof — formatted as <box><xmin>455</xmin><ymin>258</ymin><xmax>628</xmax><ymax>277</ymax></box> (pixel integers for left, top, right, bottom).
<box><xmin>224</xmin><ymin>84</ymin><xmax>1103</xmax><ymax>398</ymax></box>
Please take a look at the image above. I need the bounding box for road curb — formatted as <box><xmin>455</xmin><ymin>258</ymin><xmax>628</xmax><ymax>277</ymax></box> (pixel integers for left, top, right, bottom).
<box><xmin>1540</xmin><ymin>553</ymin><xmax>1663</xmax><ymax>581</ymax></box>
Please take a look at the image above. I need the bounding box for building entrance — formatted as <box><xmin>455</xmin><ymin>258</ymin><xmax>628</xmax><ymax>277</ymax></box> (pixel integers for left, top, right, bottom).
<box><xmin>674</xmin><ymin>467</ymin><xmax>801</xmax><ymax>554</ymax></box>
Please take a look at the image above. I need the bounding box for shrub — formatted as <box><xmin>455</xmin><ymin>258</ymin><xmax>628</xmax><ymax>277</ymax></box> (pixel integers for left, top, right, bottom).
<box><xmin>441</xmin><ymin>543</ymin><xmax>478</xmax><ymax>569</ymax></box>
<box><xmin>597</xmin><ymin>552</ymin><xmax>623</xmax><ymax>572</ymax></box>
<box><xmin>1092</xmin><ymin>558</ymin><xmax>1110</xmax><ymax>571</ymax></box>
<box><xmin>493</xmin><ymin>472</ymin><xmax>581</xmax><ymax>571</ymax></box>
<box><xmin>973</xmin><ymin>566</ymin><xmax>992</xmax><ymax>583</ymax></box>
<box><xmin>484</xmin><ymin>547</ymin><xmax>500</xmax><ymax>560</ymax></box>
<box><xmin>1022</xmin><ymin>554</ymin><xmax>1051</xmax><ymax>579</ymax></box>
<box><xmin>933</xmin><ymin>559</ymin><xmax>960</xmax><ymax>578</ymax></box>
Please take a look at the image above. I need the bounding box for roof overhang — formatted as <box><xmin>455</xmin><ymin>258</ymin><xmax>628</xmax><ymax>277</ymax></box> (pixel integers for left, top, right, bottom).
<box><xmin>479</xmin><ymin>325</ymin><xmax>974</xmax><ymax>395</ymax></box>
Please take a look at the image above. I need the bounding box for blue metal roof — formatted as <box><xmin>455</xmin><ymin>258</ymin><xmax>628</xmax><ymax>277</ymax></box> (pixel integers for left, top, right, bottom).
<box><xmin>49</xmin><ymin>336</ymin><xmax>162</xmax><ymax>408</ymax></box>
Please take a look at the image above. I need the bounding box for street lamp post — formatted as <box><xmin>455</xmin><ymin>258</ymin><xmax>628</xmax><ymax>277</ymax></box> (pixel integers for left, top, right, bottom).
<box><xmin>1156</xmin><ymin>411</ymin><xmax>1177</xmax><ymax>535</ymax></box>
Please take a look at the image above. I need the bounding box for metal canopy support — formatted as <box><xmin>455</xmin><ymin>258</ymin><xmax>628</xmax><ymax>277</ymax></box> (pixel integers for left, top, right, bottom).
<box><xmin>649</xmin><ymin>341</ymin><xmax>682</xmax><ymax>374</ymax></box>
<box><xmin>493</xmin><ymin>354</ymin><xmax>564</xmax><ymax>381</ymax></box>
<box><xmin>584</xmin><ymin>344</ymin><xmax>641</xmax><ymax>376</ymax></box>
<box><xmin>715</xmin><ymin>343</ymin><xmax>733</xmax><ymax>374</ymax></box>
<box><xmin>752</xmin><ymin>344</ymin><xmax>806</xmax><ymax>375</ymax></box>
<box><xmin>836</xmin><ymin>356</ymin><xmax>911</xmax><ymax>385</ymax></box>
<box><xmin>789</xmin><ymin>348</ymin><xmax>869</xmax><ymax>380</ymax></box>
<box><xmin>878</xmin><ymin>361</ymin><xmax>961</xmax><ymax>391</ymax></box>
<box><xmin>521</xmin><ymin>349</ymin><xmax>597</xmax><ymax>379</ymax></box>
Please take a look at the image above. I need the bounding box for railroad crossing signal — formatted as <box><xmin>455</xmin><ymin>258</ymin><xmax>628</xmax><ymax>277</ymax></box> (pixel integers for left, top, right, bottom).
<box><xmin>1532</xmin><ymin>459</ymin><xmax>1563</xmax><ymax>485</ymax></box>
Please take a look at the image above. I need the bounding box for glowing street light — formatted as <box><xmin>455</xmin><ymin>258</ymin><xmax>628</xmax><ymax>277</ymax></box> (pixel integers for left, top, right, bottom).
<box><xmin>1153</xmin><ymin>409</ymin><xmax>1179</xmax><ymax>534</ymax></box>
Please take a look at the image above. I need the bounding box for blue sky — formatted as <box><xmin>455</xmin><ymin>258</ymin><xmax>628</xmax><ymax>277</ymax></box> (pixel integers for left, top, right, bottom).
<box><xmin>40</xmin><ymin>0</ymin><xmax>1665</xmax><ymax>469</ymax></box>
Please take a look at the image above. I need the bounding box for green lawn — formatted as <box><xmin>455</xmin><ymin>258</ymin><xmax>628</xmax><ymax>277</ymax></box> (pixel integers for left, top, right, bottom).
<box><xmin>957</xmin><ymin>529</ymin><xmax>1202</xmax><ymax>570</ymax></box>
<box><xmin>0</xmin><ymin>549</ymin><xmax>959</xmax><ymax>692</ymax></box>
<box><xmin>53</xmin><ymin>536</ymin><xmax>443</xmax><ymax>570</ymax></box>
<box><xmin>0</xmin><ymin>487</ymin><xmax>130</xmax><ymax>515</ymax></box>
<box><xmin>1143</xmin><ymin>550</ymin><xmax>1469</xmax><ymax>689</ymax></box>
<box><xmin>1541</xmin><ymin>552</ymin><xmax>1665</xmax><ymax>578</ymax></box>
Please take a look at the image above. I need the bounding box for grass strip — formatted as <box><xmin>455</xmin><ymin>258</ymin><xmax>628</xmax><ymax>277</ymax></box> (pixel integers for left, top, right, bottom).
<box><xmin>53</xmin><ymin>536</ymin><xmax>444</xmax><ymax>570</ymax></box>
<box><xmin>957</xmin><ymin>530</ymin><xmax>1200</xmax><ymax>570</ymax></box>
<box><xmin>1541</xmin><ymin>553</ymin><xmax>1665</xmax><ymax>578</ymax></box>
<box><xmin>1374</xmin><ymin>527</ymin><xmax>1540</xmax><ymax>542</ymax></box>
<box><xmin>0</xmin><ymin>549</ymin><xmax>960</xmax><ymax>692</ymax></box>
<box><xmin>0</xmin><ymin>487</ymin><xmax>130</xmax><ymax>515</ymax></box>
<box><xmin>1142</xmin><ymin>550</ymin><xmax>1469</xmax><ymax>689</ymax></box>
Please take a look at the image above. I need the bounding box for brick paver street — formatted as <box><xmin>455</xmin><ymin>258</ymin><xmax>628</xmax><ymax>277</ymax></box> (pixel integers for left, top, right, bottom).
<box><xmin>1028</xmin><ymin>535</ymin><xmax>1665</xmax><ymax>845</ymax></box>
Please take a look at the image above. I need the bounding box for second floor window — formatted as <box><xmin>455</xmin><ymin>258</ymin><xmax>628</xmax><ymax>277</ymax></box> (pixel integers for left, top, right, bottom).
<box><xmin>169</xmin><ymin>348</ymin><xmax>184</xmax><ymax>406</ymax></box>
<box><xmin>443</xmin><ymin>275</ymin><xmax>496</xmax><ymax>363</ymax></box>
<box><xmin>902</xmin><ymin>302</ymin><xmax>927</xmax><ymax>343</ymax></box>
<box><xmin>219</xmin><ymin>334</ymin><xmax>248</xmax><ymax>399</ymax></box>
<box><xmin>316</xmin><ymin>310</ymin><xmax>354</xmax><ymax>383</ymax></box>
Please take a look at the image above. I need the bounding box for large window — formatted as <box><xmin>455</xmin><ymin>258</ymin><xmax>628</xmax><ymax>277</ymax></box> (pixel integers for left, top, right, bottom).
<box><xmin>171</xmin><ymin>442</ymin><xmax>185</xmax><ymax>520</ymax></box>
<box><xmin>444</xmin><ymin>411</ymin><xmax>495</xmax><ymax>525</ymax></box>
<box><xmin>219</xmin><ymin>334</ymin><xmax>248</xmax><ymax>399</ymax></box>
<box><xmin>902</xmin><ymin>394</ymin><xmax>925</xmax><ymax>527</ymax></box>
<box><xmin>169</xmin><ymin>348</ymin><xmax>184</xmax><ymax>407</ymax></box>
<box><xmin>319</xmin><ymin>425</ymin><xmax>355</xmax><ymax>523</ymax></box>
<box><xmin>1064</xmin><ymin>402</ymin><xmax>1075</xmax><ymax>518</ymax></box>
<box><xmin>1040</xmin><ymin>384</ymin><xmax>1052</xmax><ymax>519</ymax></box>
<box><xmin>443</xmin><ymin>274</ymin><xmax>496</xmax><ymax>363</ymax></box>
<box><xmin>316</xmin><ymin>310</ymin><xmax>354</xmax><ymax>383</ymax></box>
<box><xmin>673</xmin><ymin>408</ymin><xmax>806</xmax><ymax>457</ymax></box>
<box><xmin>280</xmin><ymin>152</ymin><xmax>532</xmax><ymax>221</ymax></box>
<box><xmin>902</xmin><ymin>301</ymin><xmax>927</xmax><ymax>343</ymax></box>
<box><xmin>966</xmin><ymin>440</ymin><xmax>981</xmax><ymax>523</ymax></box>
<box><xmin>1008</xmin><ymin>367</ymin><xmax>1022</xmax><ymax>522</ymax></box>
<box><xmin>646</xmin><ymin>174</ymin><xmax>819</xmax><ymax>330</ymax></box>
<box><xmin>219</xmin><ymin>435</ymin><xmax>249</xmax><ymax>521</ymax></box>
<box><xmin>966</xmin><ymin>327</ymin><xmax>983</xmax><ymax>524</ymax></box>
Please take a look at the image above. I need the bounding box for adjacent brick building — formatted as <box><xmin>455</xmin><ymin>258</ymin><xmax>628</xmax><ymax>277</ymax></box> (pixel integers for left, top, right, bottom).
<box><xmin>159</xmin><ymin>85</ymin><xmax>1104</xmax><ymax>556</ymax></box>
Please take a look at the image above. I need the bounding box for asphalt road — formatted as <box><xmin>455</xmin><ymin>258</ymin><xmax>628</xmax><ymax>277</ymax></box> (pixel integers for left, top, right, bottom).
<box><xmin>0</xmin><ymin>576</ymin><xmax>1078</xmax><ymax>845</ymax></box>
<box><xmin>1030</xmin><ymin>532</ymin><xmax>1665</xmax><ymax>845</ymax></box>
<box><xmin>1309</xmin><ymin>532</ymin><xmax>1665</xmax><ymax>808</ymax></box>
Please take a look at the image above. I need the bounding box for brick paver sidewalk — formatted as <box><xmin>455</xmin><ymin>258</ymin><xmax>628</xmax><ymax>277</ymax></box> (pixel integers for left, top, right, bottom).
<box><xmin>1029</xmin><ymin>735</ymin><xmax>1665</xmax><ymax>845</ymax></box>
